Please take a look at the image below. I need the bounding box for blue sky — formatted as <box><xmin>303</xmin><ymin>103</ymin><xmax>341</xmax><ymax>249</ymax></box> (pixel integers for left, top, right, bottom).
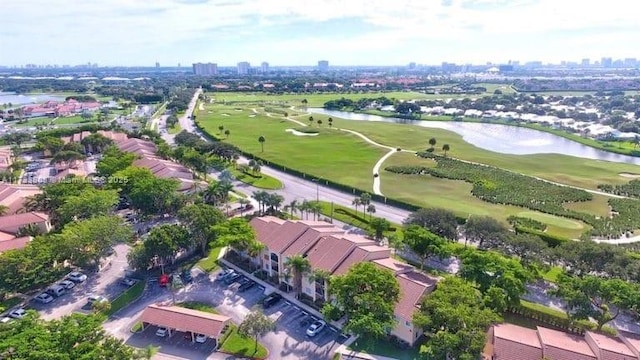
<box><xmin>1</xmin><ymin>0</ymin><xmax>637</xmax><ymax>67</ymax></box>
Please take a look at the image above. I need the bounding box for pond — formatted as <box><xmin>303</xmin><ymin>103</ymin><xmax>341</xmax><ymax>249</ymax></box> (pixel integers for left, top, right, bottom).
<box><xmin>0</xmin><ymin>92</ymin><xmax>65</xmax><ymax>107</ymax></box>
<box><xmin>309</xmin><ymin>108</ymin><xmax>640</xmax><ymax>166</ymax></box>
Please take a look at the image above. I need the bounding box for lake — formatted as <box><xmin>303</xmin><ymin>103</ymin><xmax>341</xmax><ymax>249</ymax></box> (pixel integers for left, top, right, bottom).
<box><xmin>309</xmin><ymin>108</ymin><xmax>640</xmax><ymax>166</ymax></box>
<box><xmin>0</xmin><ymin>92</ymin><xmax>65</xmax><ymax>107</ymax></box>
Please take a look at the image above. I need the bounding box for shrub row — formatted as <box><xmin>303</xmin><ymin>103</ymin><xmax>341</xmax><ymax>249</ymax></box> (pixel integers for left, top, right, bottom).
<box><xmin>507</xmin><ymin>305</ymin><xmax>592</xmax><ymax>335</ymax></box>
<box><xmin>598</xmin><ymin>179</ymin><xmax>640</xmax><ymax>199</ymax></box>
<box><xmin>514</xmin><ymin>226</ymin><xmax>569</xmax><ymax>246</ymax></box>
<box><xmin>507</xmin><ymin>216</ymin><xmax>547</xmax><ymax>231</ymax></box>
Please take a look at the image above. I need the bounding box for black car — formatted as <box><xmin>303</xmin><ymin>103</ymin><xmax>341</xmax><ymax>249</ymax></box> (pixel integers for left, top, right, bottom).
<box><xmin>181</xmin><ymin>271</ymin><xmax>193</xmax><ymax>283</ymax></box>
<box><xmin>262</xmin><ymin>293</ymin><xmax>283</xmax><ymax>308</ymax></box>
<box><xmin>238</xmin><ymin>280</ymin><xmax>256</xmax><ymax>292</ymax></box>
<box><xmin>224</xmin><ymin>273</ymin><xmax>242</xmax><ymax>285</ymax></box>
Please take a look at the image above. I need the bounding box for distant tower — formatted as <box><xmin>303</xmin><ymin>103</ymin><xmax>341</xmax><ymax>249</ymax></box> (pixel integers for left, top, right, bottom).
<box><xmin>155</xmin><ymin>61</ymin><xmax>160</xmax><ymax>68</ymax></box>
<box><xmin>318</xmin><ymin>60</ymin><xmax>329</xmax><ymax>72</ymax></box>
<box><xmin>237</xmin><ymin>61</ymin><xmax>250</xmax><ymax>75</ymax></box>
<box><xmin>261</xmin><ymin>62</ymin><xmax>269</xmax><ymax>74</ymax></box>
<box><xmin>192</xmin><ymin>63</ymin><xmax>217</xmax><ymax>76</ymax></box>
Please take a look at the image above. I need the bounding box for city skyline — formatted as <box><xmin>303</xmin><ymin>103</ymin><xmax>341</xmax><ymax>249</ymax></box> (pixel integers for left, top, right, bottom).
<box><xmin>1</xmin><ymin>0</ymin><xmax>638</xmax><ymax>67</ymax></box>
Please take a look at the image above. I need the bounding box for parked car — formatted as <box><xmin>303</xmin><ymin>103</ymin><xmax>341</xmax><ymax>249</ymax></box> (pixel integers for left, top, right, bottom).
<box><xmin>67</xmin><ymin>271</ymin><xmax>87</xmax><ymax>283</ymax></box>
<box><xmin>34</xmin><ymin>293</ymin><xmax>54</xmax><ymax>304</ymax></box>
<box><xmin>215</xmin><ymin>269</ymin><xmax>235</xmax><ymax>282</ymax></box>
<box><xmin>156</xmin><ymin>327</ymin><xmax>169</xmax><ymax>337</ymax></box>
<box><xmin>59</xmin><ymin>280</ymin><xmax>75</xmax><ymax>290</ymax></box>
<box><xmin>195</xmin><ymin>333</ymin><xmax>207</xmax><ymax>343</ymax></box>
<box><xmin>181</xmin><ymin>270</ymin><xmax>193</xmax><ymax>283</ymax></box>
<box><xmin>224</xmin><ymin>273</ymin><xmax>242</xmax><ymax>285</ymax></box>
<box><xmin>306</xmin><ymin>320</ymin><xmax>326</xmax><ymax>337</ymax></box>
<box><xmin>238</xmin><ymin>280</ymin><xmax>256</xmax><ymax>292</ymax></box>
<box><xmin>262</xmin><ymin>293</ymin><xmax>283</xmax><ymax>308</ymax></box>
<box><xmin>46</xmin><ymin>285</ymin><xmax>66</xmax><ymax>297</ymax></box>
<box><xmin>88</xmin><ymin>295</ymin><xmax>107</xmax><ymax>304</ymax></box>
<box><xmin>120</xmin><ymin>278</ymin><xmax>136</xmax><ymax>287</ymax></box>
<box><xmin>8</xmin><ymin>308</ymin><xmax>26</xmax><ymax>319</ymax></box>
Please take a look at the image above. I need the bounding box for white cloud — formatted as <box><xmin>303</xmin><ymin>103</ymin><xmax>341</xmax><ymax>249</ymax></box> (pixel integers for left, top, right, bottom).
<box><xmin>1</xmin><ymin>0</ymin><xmax>637</xmax><ymax>65</ymax></box>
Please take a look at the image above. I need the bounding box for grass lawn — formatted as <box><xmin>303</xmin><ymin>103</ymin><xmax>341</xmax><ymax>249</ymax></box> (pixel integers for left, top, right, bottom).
<box><xmin>564</xmin><ymin>194</ymin><xmax>611</xmax><ymax>218</ymax></box>
<box><xmin>108</xmin><ymin>280</ymin><xmax>145</xmax><ymax>316</ymax></box>
<box><xmin>11</xmin><ymin>118</ymin><xmax>52</xmax><ymax>127</ymax></box>
<box><xmin>228</xmin><ymin>167</ymin><xmax>283</xmax><ymax>190</ymax></box>
<box><xmin>53</xmin><ymin>115</ymin><xmax>95</xmax><ymax>125</ymax></box>
<box><xmin>220</xmin><ymin>325</ymin><xmax>269</xmax><ymax>359</ymax></box>
<box><xmin>195</xmin><ymin>247</ymin><xmax>222</xmax><ymax>272</ymax></box>
<box><xmin>520</xmin><ymin>300</ymin><xmax>568</xmax><ymax>319</ymax></box>
<box><xmin>0</xmin><ymin>296</ymin><xmax>23</xmax><ymax>312</ymax></box>
<box><xmin>167</xmin><ymin>123</ymin><xmax>181</xmax><ymax>134</ymax></box>
<box><xmin>542</xmin><ymin>266</ymin><xmax>564</xmax><ymax>282</ymax></box>
<box><xmin>178</xmin><ymin>301</ymin><xmax>219</xmax><ymax>313</ymax></box>
<box><xmin>379</xmin><ymin>153</ymin><xmax>589</xmax><ymax>239</ymax></box>
<box><xmin>316</xmin><ymin>201</ymin><xmax>403</xmax><ymax>238</ymax></box>
<box><xmin>348</xmin><ymin>337</ymin><xmax>422</xmax><ymax>360</ymax></box>
<box><xmin>197</xmin><ymin>104</ymin><xmax>385</xmax><ymax>191</ymax></box>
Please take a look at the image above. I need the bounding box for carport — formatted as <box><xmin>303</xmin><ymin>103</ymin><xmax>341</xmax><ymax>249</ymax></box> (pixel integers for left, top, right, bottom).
<box><xmin>139</xmin><ymin>304</ymin><xmax>231</xmax><ymax>342</ymax></box>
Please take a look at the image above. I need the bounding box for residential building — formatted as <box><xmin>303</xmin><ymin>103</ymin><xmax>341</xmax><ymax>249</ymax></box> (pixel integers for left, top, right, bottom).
<box><xmin>318</xmin><ymin>60</ymin><xmax>329</xmax><ymax>72</ymax></box>
<box><xmin>0</xmin><ymin>212</ymin><xmax>51</xmax><ymax>253</ymax></box>
<box><xmin>192</xmin><ymin>62</ymin><xmax>217</xmax><ymax>76</ymax></box>
<box><xmin>248</xmin><ymin>216</ymin><xmax>438</xmax><ymax>346</ymax></box>
<box><xmin>261</xmin><ymin>62</ymin><xmax>269</xmax><ymax>73</ymax></box>
<box><xmin>489</xmin><ymin>323</ymin><xmax>640</xmax><ymax>360</ymax></box>
<box><xmin>21</xmin><ymin>99</ymin><xmax>101</xmax><ymax>118</ymax></box>
<box><xmin>237</xmin><ymin>61</ymin><xmax>250</xmax><ymax>75</ymax></box>
<box><xmin>0</xmin><ymin>183</ymin><xmax>41</xmax><ymax>214</ymax></box>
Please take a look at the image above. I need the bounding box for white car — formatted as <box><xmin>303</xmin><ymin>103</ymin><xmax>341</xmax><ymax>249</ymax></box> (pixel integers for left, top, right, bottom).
<box><xmin>215</xmin><ymin>269</ymin><xmax>235</xmax><ymax>282</ymax></box>
<box><xmin>34</xmin><ymin>293</ymin><xmax>54</xmax><ymax>304</ymax></box>
<box><xmin>59</xmin><ymin>280</ymin><xmax>75</xmax><ymax>290</ymax></box>
<box><xmin>67</xmin><ymin>271</ymin><xmax>87</xmax><ymax>283</ymax></box>
<box><xmin>156</xmin><ymin>327</ymin><xmax>169</xmax><ymax>337</ymax></box>
<box><xmin>306</xmin><ymin>320</ymin><xmax>326</xmax><ymax>337</ymax></box>
<box><xmin>8</xmin><ymin>308</ymin><xmax>26</xmax><ymax>319</ymax></box>
<box><xmin>88</xmin><ymin>295</ymin><xmax>108</xmax><ymax>304</ymax></box>
<box><xmin>195</xmin><ymin>333</ymin><xmax>207</xmax><ymax>343</ymax></box>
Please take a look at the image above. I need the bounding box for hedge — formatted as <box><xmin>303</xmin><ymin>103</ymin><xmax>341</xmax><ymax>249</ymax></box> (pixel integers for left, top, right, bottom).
<box><xmin>514</xmin><ymin>226</ymin><xmax>569</xmax><ymax>247</ymax></box>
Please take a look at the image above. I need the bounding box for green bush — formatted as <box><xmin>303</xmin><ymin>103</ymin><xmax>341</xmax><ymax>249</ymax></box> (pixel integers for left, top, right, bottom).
<box><xmin>108</xmin><ymin>280</ymin><xmax>145</xmax><ymax>315</ymax></box>
<box><xmin>514</xmin><ymin>226</ymin><xmax>569</xmax><ymax>247</ymax></box>
<box><xmin>507</xmin><ymin>216</ymin><xmax>547</xmax><ymax>231</ymax></box>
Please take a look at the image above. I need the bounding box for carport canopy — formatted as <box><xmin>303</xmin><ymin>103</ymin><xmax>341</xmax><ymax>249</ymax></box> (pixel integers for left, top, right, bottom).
<box><xmin>140</xmin><ymin>304</ymin><xmax>231</xmax><ymax>339</ymax></box>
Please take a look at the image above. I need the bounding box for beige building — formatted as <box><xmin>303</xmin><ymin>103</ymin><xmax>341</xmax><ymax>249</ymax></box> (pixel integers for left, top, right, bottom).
<box><xmin>249</xmin><ymin>216</ymin><xmax>438</xmax><ymax>346</ymax></box>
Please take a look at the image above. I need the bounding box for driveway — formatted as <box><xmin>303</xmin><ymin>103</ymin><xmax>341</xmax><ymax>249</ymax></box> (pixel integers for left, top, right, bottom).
<box><xmin>35</xmin><ymin>243</ymin><xmax>132</xmax><ymax>320</ymax></box>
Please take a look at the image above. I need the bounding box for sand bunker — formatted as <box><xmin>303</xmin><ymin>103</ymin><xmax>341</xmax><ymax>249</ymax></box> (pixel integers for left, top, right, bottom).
<box><xmin>285</xmin><ymin>129</ymin><xmax>318</xmax><ymax>136</ymax></box>
<box><xmin>221</xmin><ymin>113</ymin><xmax>230</xmax><ymax>117</ymax></box>
<box><xmin>619</xmin><ymin>172</ymin><xmax>640</xmax><ymax>178</ymax></box>
<box><xmin>249</xmin><ymin>115</ymin><xmax>256</xmax><ymax>118</ymax></box>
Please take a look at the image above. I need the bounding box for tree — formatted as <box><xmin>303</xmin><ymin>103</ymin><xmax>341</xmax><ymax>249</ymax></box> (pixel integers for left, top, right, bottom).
<box><xmin>463</xmin><ymin>215</ymin><xmax>509</xmax><ymax>247</ymax></box>
<box><xmin>238</xmin><ymin>309</ymin><xmax>275</xmax><ymax>354</ymax></box>
<box><xmin>178</xmin><ymin>203</ymin><xmax>225</xmax><ymax>255</ymax></box>
<box><xmin>365</xmin><ymin>204</ymin><xmax>376</xmax><ymax>221</ymax></box>
<box><xmin>403</xmin><ymin>225</ymin><xmax>451</xmax><ymax>270</ymax></box>
<box><xmin>405</xmin><ymin>208</ymin><xmax>459</xmax><ymax>241</ymax></box>
<box><xmin>80</xmin><ymin>133</ymin><xmax>113</xmax><ymax>154</ymax></box>
<box><xmin>325</xmin><ymin>262</ymin><xmax>399</xmax><ymax>339</ymax></box>
<box><xmin>328</xmin><ymin>117</ymin><xmax>333</xmax><ymax>128</ymax></box>
<box><xmin>258</xmin><ymin>136</ymin><xmax>265</xmax><ymax>152</ymax></box>
<box><xmin>285</xmin><ymin>255</ymin><xmax>311</xmax><ymax>298</ymax></box>
<box><xmin>351</xmin><ymin>197</ymin><xmax>362</xmax><ymax>216</ymax></box>
<box><xmin>428</xmin><ymin>137</ymin><xmax>437</xmax><ymax>149</ymax></box>
<box><xmin>211</xmin><ymin>218</ymin><xmax>257</xmax><ymax>254</ymax></box>
<box><xmin>442</xmin><ymin>143</ymin><xmax>450</xmax><ymax>156</ymax></box>
<box><xmin>369</xmin><ymin>217</ymin><xmax>390</xmax><ymax>241</ymax></box>
<box><xmin>284</xmin><ymin>199</ymin><xmax>298</xmax><ymax>218</ymax></box>
<box><xmin>317</xmin><ymin>119</ymin><xmax>322</xmax><ymax>127</ymax></box>
<box><xmin>459</xmin><ymin>250</ymin><xmax>533</xmax><ymax>309</ymax></box>
<box><xmin>308</xmin><ymin>116</ymin><xmax>314</xmax><ymax>126</ymax></box>
<box><xmin>96</xmin><ymin>146</ymin><xmax>137</xmax><ymax>177</ymax></box>
<box><xmin>413</xmin><ymin>277</ymin><xmax>500</xmax><ymax>360</ymax></box>
<box><xmin>218</xmin><ymin>125</ymin><xmax>224</xmax><ymax>134</ymax></box>
<box><xmin>34</xmin><ymin>136</ymin><xmax>64</xmax><ymax>155</ymax></box>
<box><xmin>224</xmin><ymin>129</ymin><xmax>230</xmax><ymax>139</ymax></box>
<box><xmin>57</xmin><ymin>188</ymin><xmax>119</xmax><ymax>227</ymax></box>
<box><xmin>129</xmin><ymin>224</ymin><xmax>191</xmax><ymax>270</ymax></box>
<box><xmin>0</xmin><ymin>313</ymin><xmax>139</xmax><ymax>359</ymax></box>
<box><xmin>550</xmin><ymin>274</ymin><xmax>640</xmax><ymax>330</ymax></box>
<box><xmin>50</xmin><ymin>150</ymin><xmax>85</xmax><ymax>169</ymax></box>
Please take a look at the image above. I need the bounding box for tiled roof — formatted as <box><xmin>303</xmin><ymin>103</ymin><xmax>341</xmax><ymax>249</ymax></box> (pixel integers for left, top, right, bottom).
<box><xmin>372</xmin><ymin>258</ymin><xmax>414</xmax><ymax>275</ymax></box>
<box><xmin>394</xmin><ymin>274</ymin><xmax>432</xmax><ymax>320</ymax></box>
<box><xmin>0</xmin><ymin>212</ymin><xmax>49</xmax><ymax>235</ymax></box>
<box><xmin>494</xmin><ymin>323</ymin><xmax>542</xmax><ymax>349</ymax></box>
<box><xmin>537</xmin><ymin>326</ymin><xmax>596</xmax><ymax>359</ymax></box>
<box><xmin>333</xmin><ymin>247</ymin><xmax>370</xmax><ymax>276</ymax></box>
<box><xmin>0</xmin><ymin>236</ymin><xmax>32</xmax><ymax>253</ymax></box>
<box><xmin>282</xmin><ymin>226</ymin><xmax>343</xmax><ymax>257</ymax></box>
<box><xmin>140</xmin><ymin>304</ymin><xmax>231</xmax><ymax>339</ymax></box>
<box><xmin>493</xmin><ymin>324</ymin><xmax>543</xmax><ymax>360</ymax></box>
<box><xmin>259</xmin><ymin>221</ymin><xmax>310</xmax><ymax>253</ymax></box>
<box><xmin>586</xmin><ymin>331</ymin><xmax>636</xmax><ymax>357</ymax></box>
<box><xmin>304</xmin><ymin>235</ymin><xmax>356</xmax><ymax>274</ymax></box>
<box><xmin>619</xmin><ymin>330</ymin><xmax>640</xmax><ymax>355</ymax></box>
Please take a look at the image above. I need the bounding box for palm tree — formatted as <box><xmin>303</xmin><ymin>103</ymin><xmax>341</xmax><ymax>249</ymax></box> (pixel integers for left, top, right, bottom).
<box><xmin>238</xmin><ymin>198</ymin><xmax>251</xmax><ymax>215</ymax></box>
<box><xmin>352</xmin><ymin>197</ymin><xmax>362</xmax><ymax>217</ymax></box>
<box><xmin>442</xmin><ymin>144</ymin><xmax>450</xmax><ymax>156</ymax></box>
<box><xmin>328</xmin><ymin>117</ymin><xmax>333</xmax><ymax>128</ymax></box>
<box><xmin>309</xmin><ymin>269</ymin><xmax>331</xmax><ymax>302</ymax></box>
<box><xmin>428</xmin><ymin>137</ymin><xmax>437</xmax><ymax>149</ymax></box>
<box><xmin>308</xmin><ymin>116</ymin><xmax>314</xmax><ymax>126</ymax></box>
<box><xmin>317</xmin><ymin>119</ymin><xmax>322</xmax><ymax>127</ymax></box>
<box><xmin>224</xmin><ymin>129</ymin><xmax>230</xmax><ymax>139</ymax></box>
<box><xmin>366</xmin><ymin>204</ymin><xmax>376</xmax><ymax>221</ymax></box>
<box><xmin>247</xmin><ymin>242</ymin><xmax>266</xmax><ymax>271</ymax></box>
<box><xmin>284</xmin><ymin>200</ymin><xmax>298</xmax><ymax>218</ymax></box>
<box><xmin>258</xmin><ymin>136</ymin><xmax>265</xmax><ymax>152</ymax></box>
<box><xmin>285</xmin><ymin>255</ymin><xmax>311</xmax><ymax>299</ymax></box>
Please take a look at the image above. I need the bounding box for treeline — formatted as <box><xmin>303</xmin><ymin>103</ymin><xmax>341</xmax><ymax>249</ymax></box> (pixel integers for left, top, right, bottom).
<box><xmin>514</xmin><ymin>78</ymin><xmax>640</xmax><ymax>92</ymax></box>
<box><xmin>323</xmin><ymin>96</ymin><xmax>395</xmax><ymax>110</ymax></box>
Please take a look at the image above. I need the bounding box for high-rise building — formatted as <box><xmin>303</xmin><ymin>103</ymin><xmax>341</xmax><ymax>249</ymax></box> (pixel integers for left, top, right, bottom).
<box><xmin>261</xmin><ymin>62</ymin><xmax>269</xmax><ymax>73</ymax></box>
<box><xmin>237</xmin><ymin>61</ymin><xmax>250</xmax><ymax>75</ymax></box>
<box><xmin>318</xmin><ymin>60</ymin><xmax>329</xmax><ymax>72</ymax></box>
<box><xmin>192</xmin><ymin>62</ymin><xmax>218</xmax><ymax>75</ymax></box>
<box><xmin>624</xmin><ymin>58</ymin><xmax>637</xmax><ymax>67</ymax></box>
<box><xmin>581</xmin><ymin>58</ymin><xmax>590</xmax><ymax>66</ymax></box>
<box><xmin>601</xmin><ymin>57</ymin><xmax>613</xmax><ymax>68</ymax></box>
<box><xmin>408</xmin><ymin>62</ymin><xmax>416</xmax><ymax>69</ymax></box>
<box><xmin>155</xmin><ymin>61</ymin><xmax>160</xmax><ymax>68</ymax></box>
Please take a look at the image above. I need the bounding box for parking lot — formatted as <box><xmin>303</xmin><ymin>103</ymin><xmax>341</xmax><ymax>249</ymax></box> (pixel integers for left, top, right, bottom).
<box><xmin>127</xmin><ymin>324</ymin><xmax>219</xmax><ymax>360</ymax></box>
<box><xmin>32</xmin><ymin>243</ymin><xmax>133</xmax><ymax>320</ymax></box>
